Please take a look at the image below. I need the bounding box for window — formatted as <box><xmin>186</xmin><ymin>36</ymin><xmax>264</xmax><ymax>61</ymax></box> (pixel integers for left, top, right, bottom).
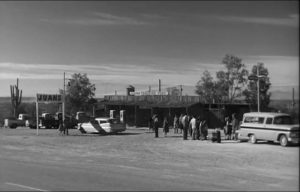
<box><xmin>258</xmin><ymin>117</ymin><xmax>265</xmax><ymax>124</ymax></box>
<box><xmin>244</xmin><ymin>117</ymin><xmax>255</xmax><ymax>123</ymax></box>
<box><xmin>274</xmin><ymin>116</ymin><xmax>292</xmax><ymax>125</ymax></box>
<box><xmin>244</xmin><ymin>116</ymin><xmax>265</xmax><ymax>124</ymax></box>
<box><xmin>266</xmin><ymin>118</ymin><xmax>273</xmax><ymax>124</ymax></box>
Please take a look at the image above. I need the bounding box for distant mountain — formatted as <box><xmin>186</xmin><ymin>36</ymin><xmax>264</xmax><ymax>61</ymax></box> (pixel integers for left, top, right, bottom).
<box><xmin>0</xmin><ymin>97</ymin><xmax>36</xmax><ymax>103</ymax></box>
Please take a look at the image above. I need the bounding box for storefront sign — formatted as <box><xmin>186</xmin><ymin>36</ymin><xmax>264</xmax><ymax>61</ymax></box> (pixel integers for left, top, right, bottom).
<box><xmin>36</xmin><ymin>94</ymin><xmax>62</xmax><ymax>103</ymax></box>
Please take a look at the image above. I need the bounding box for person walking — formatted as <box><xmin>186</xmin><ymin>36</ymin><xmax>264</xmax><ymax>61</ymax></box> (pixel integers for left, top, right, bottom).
<box><xmin>173</xmin><ymin>115</ymin><xmax>179</xmax><ymax>134</ymax></box>
<box><xmin>153</xmin><ymin>115</ymin><xmax>159</xmax><ymax>138</ymax></box>
<box><xmin>231</xmin><ymin>113</ymin><xmax>239</xmax><ymax>140</ymax></box>
<box><xmin>190</xmin><ymin>115</ymin><xmax>197</xmax><ymax>140</ymax></box>
<box><xmin>163</xmin><ymin>116</ymin><xmax>169</xmax><ymax>137</ymax></box>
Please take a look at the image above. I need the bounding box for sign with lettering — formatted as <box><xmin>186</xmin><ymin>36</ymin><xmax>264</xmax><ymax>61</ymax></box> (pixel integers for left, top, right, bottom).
<box><xmin>129</xmin><ymin>91</ymin><xmax>169</xmax><ymax>96</ymax></box>
<box><xmin>36</xmin><ymin>94</ymin><xmax>62</xmax><ymax>103</ymax></box>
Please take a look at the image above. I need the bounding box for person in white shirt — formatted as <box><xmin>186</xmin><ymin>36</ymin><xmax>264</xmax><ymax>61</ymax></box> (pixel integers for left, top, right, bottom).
<box><xmin>190</xmin><ymin>116</ymin><xmax>197</xmax><ymax>140</ymax></box>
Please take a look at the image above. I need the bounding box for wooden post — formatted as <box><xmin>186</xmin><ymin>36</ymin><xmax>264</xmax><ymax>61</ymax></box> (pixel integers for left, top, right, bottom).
<box><xmin>134</xmin><ymin>105</ymin><xmax>137</xmax><ymax>127</ymax></box>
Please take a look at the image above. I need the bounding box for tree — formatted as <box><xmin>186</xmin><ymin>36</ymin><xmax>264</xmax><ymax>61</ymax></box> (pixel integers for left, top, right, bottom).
<box><xmin>243</xmin><ymin>63</ymin><xmax>271</xmax><ymax>111</ymax></box>
<box><xmin>10</xmin><ymin>78</ymin><xmax>22</xmax><ymax>117</ymax></box>
<box><xmin>166</xmin><ymin>87</ymin><xmax>180</xmax><ymax>96</ymax></box>
<box><xmin>64</xmin><ymin>73</ymin><xmax>96</xmax><ymax>115</ymax></box>
<box><xmin>216</xmin><ymin>54</ymin><xmax>249</xmax><ymax>103</ymax></box>
<box><xmin>195</xmin><ymin>70</ymin><xmax>219</xmax><ymax>103</ymax></box>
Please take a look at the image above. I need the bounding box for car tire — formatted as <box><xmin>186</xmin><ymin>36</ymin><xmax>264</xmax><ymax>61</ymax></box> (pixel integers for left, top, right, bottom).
<box><xmin>249</xmin><ymin>134</ymin><xmax>257</xmax><ymax>144</ymax></box>
<box><xmin>279</xmin><ymin>135</ymin><xmax>288</xmax><ymax>147</ymax></box>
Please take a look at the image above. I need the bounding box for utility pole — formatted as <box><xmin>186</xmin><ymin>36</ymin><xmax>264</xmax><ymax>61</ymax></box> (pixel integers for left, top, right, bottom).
<box><xmin>180</xmin><ymin>85</ymin><xmax>183</xmax><ymax>102</ymax></box>
<box><xmin>257</xmin><ymin>64</ymin><xmax>260</xmax><ymax>112</ymax></box>
<box><xmin>292</xmin><ymin>87</ymin><xmax>295</xmax><ymax>110</ymax></box>
<box><xmin>159</xmin><ymin>79</ymin><xmax>161</xmax><ymax>92</ymax></box>
<box><xmin>63</xmin><ymin>72</ymin><xmax>66</xmax><ymax>134</ymax></box>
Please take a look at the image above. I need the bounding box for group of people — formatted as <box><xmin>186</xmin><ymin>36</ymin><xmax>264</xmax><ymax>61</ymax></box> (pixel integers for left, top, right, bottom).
<box><xmin>149</xmin><ymin>113</ymin><xmax>240</xmax><ymax>141</ymax></box>
<box><xmin>149</xmin><ymin>113</ymin><xmax>208</xmax><ymax>140</ymax></box>
<box><xmin>223</xmin><ymin>113</ymin><xmax>239</xmax><ymax>140</ymax></box>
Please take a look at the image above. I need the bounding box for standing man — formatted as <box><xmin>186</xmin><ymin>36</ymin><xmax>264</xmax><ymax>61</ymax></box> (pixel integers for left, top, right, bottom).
<box><xmin>173</xmin><ymin>115</ymin><xmax>179</xmax><ymax>134</ymax></box>
<box><xmin>196</xmin><ymin>116</ymin><xmax>201</xmax><ymax>140</ymax></box>
<box><xmin>148</xmin><ymin>116</ymin><xmax>153</xmax><ymax>132</ymax></box>
<box><xmin>224</xmin><ymin>116</ymin><xmax>230</xmax><ymax>140</ymax></box>
<box><xmin>153</xmin><ymin>115</ymin><xmax>159</xmax><ymax>138</ymax></box>
<box><xmin>182</xmin><ymin>113</ymin><xmax>188</xmax><ymax>140</ymax></box>
<box><xmin>200</xmin><ymin>119</ymin><xmax>208</xmax><ymax>140</ymax></box>
<box><xmin>178</xmin><ymin>114</ymin><xmax>184</xmax><ymax>134</ymax></box>
<box><xmin>163</xmin><ymin>116</ymin><xmax>169</xmax><ymax>137</ymax></box>
<box><xmin>190</xmin><ymin>115</ymin><xmax>197</xmax><ymax>140</ymax></box>
<box><xmin>231</xmin><ymin>113</ymin><xmax>239</xmax><ymax>140</ymax></box>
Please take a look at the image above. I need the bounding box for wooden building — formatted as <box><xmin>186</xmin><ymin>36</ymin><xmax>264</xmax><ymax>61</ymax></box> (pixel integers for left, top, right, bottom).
<box><xmin>96</xmin><ymin>95</ymin><xmax>250</xmax><ymax>128</ymax></box>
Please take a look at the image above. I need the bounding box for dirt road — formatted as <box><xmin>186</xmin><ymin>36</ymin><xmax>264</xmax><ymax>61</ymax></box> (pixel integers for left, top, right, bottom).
<box><xmin>0</xmin><ymin>127</ymin><xmax>298</xmax><ymax>191</ymax></box>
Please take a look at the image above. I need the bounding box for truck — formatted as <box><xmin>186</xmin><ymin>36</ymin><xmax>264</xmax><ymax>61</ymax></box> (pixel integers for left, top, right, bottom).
<box><xmin>4</xmin><ymin>114</ymin><xmax>32</xmax><ymax>129</ymax></box>
<box><xmin>38</xmin><ymin>113</ymin><xmax>58</xmax><ymax>129</ymax></box>
<box><xmin>38</xmin><ymin>112</ymin><xmax>78</xmax><ymax>129</ymax></box>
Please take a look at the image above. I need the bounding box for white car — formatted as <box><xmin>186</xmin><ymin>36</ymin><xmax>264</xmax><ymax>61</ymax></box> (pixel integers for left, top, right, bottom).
<box><xmin>78</xmin><ymin>117</ymin><xmax>126</xmax><ymax>134</ymax></box>
<box><xmin>238</xmin><ymin>112</ymin><xmax>299</xmax><ymax>147</ymax></box>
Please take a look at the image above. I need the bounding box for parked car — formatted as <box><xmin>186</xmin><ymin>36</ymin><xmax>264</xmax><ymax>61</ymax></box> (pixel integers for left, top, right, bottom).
<box><xmin>4</xmin><ymin>114</ymin><xmax>33</xmax><ymax>128</ymax></box>
<box><xmin>78</xmin><ymin>117</ymin><xmax>126</xmax><ymax>134</ymax></box>
<box><xmin>38</xmin><ymin>112</ymin><xmax>77</xmax><ymax>129</ymax></box>
<box><xmin>238</xmin><ymin>112</ymin><xmax>299</xmax><ymax>147</ymax></box>
<box><xmin>76</xmin><ymin>111</ymin><xmax>90</xmax><ymax>123</ymax></box>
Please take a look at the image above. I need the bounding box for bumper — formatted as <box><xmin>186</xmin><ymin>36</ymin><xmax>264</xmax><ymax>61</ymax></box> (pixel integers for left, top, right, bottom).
<box><xmin>288</xmin><ymin>137</ymin><xmax>299</xmax><ymax>144</ymax></box>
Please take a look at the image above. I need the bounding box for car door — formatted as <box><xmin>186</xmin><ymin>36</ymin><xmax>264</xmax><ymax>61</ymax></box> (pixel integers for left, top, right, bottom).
<box><xmin>264</xmin><ymin>117</ymin><xmax>274</xmax><ymax>141</ymax></box>
<box><xmin>255</xmin><ymin>117</ymin><xmax>265</xmax><ymax>140</ymax></box>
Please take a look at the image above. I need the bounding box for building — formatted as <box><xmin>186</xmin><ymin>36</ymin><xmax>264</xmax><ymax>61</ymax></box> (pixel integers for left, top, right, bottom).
<box><xmin>96</xmin><ymin>94</ymin><xmax>250</xmax><ymax>128</ymax></box>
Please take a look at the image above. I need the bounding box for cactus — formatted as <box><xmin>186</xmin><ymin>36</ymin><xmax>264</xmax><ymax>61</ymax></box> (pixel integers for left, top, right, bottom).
<box><xmin>10</xmin><ymin>78</ymin><xmax>22</xmax><ymax>118</ymax></box>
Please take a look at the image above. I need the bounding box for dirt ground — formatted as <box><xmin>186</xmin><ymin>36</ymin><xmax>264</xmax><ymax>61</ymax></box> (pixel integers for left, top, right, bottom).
<box><xmin>0</xmin><ymin>126</ymin><xmax>299</xmax><ymax>191</ymax></box>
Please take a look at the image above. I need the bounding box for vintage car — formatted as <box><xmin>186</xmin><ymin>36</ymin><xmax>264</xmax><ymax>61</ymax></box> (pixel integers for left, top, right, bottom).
<box><xmin>4</xmin><ymin>114</ymin><xmax>33</xmax><ymax>128</ymax></box>
<box><xmin>78</xmin><ymin>117</ymin><xmax>126</xmax><ymax>134</ymax></box>
<box><xmin>238</xmin><ymin>112</ymin><xmax>299</xmax><ymax>147</ymax></box>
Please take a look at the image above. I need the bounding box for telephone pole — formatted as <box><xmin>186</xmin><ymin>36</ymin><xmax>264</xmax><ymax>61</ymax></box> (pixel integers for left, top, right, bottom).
<box><xmin>257</xmin><ymin>64</ymin><xmax>260</xmax><ymax>112</ymax></box>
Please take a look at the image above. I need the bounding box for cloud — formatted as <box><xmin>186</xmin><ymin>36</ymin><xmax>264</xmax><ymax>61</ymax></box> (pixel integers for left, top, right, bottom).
<box><xmin>216</xmin><ymin>14</ymin><xmax>299</xmax><ymax>27</ymax></box>
<box><xmin>0</xmin><ymin>60</ymin><xmax>223</xmax><ymax>88</ymax></box>
<box><xmin>243</xmin><ymin>55</ymin><xmax>299</xmax><ymax>87</ymax></box>
<box><xmin>41</xmin><ymin>12</ymin><xmax>147</xmax><ymax>26</ymax></box>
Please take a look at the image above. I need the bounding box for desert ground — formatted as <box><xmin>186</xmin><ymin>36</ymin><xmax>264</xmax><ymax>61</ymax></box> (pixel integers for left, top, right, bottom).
<box><xmin>0</xmin><ymin>126</ymin><xmax>299</xmax><ymax>191</ymax></box>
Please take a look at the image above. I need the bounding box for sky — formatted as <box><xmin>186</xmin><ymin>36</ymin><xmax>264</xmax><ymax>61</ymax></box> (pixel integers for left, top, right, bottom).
<box><xmin>0</xmin><ymin>1</ymin><xmax>299</xmax><ymax>98</ymax></box>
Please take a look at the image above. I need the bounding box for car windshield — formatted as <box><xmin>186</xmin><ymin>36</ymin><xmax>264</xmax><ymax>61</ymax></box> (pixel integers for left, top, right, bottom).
<box><xmin>274</xmin><ymin>116</ymin><xmax>293</xmax><ymax>125</ymax></box>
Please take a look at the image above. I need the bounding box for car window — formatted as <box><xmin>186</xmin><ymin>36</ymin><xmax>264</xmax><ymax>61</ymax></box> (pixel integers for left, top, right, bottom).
<box><xmin>99</xmin><ymin>120</ymin><xmax>108</xmax><ymax>124</ymax></box>
<box><xmin>274</xmin><ymin>116</ymin><xmax>292</xmax><ymax>125</ymax></box>
<box><xmin>258</xmin><ymin>117</ymin><xmax>265</xmax><ymax>124</ymax></box>
<box><xmin>266</xmin><ymin>118</ymin><xmax>273</xmax><ymax>124</ymax></box>
<box><xmin>244</xmin><ymin>116</ymin><xmax>264</xmax><ymax>124</ymax></box>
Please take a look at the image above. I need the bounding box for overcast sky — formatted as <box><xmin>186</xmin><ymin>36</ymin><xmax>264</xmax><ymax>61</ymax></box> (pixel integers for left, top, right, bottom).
<box><xmin>0</xmin><ymin>1</ymin><xmax>298</xmax><ymax>97</ymax></box>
